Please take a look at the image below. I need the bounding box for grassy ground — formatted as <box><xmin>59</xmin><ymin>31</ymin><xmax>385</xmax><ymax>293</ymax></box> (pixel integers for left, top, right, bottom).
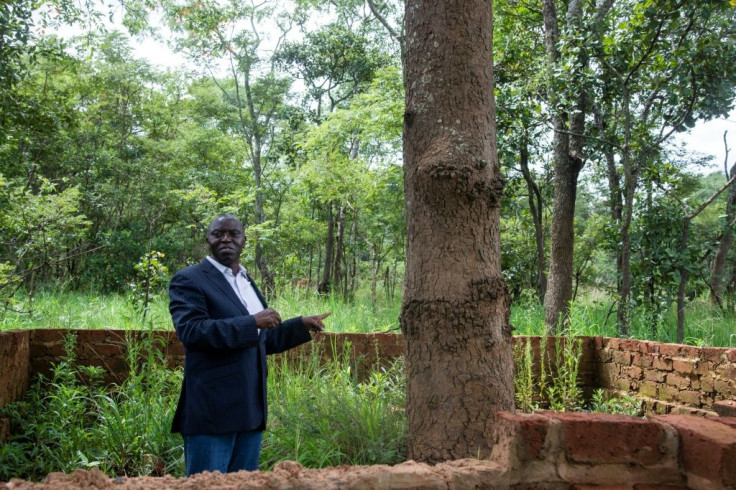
<box><xmin>2</xmin><ymin>286</ymin><xmax>735</xmax><ymax>347</ymax></box>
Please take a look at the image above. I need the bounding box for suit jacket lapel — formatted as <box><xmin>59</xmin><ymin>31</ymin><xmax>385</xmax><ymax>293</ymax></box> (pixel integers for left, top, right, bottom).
<box><xmin>199</xmin><ymin>259</ymin><xmax>249</xmax><ymax>314</ymax></box>
<box><xmin>245</xmin><ymin>273</ymin><xmax>268</xmax><ymax>309</ymax></box>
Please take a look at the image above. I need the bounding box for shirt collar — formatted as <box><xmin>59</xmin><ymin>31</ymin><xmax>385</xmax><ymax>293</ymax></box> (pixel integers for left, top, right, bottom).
<box><xmin>206</xmin><ymin>256</ymin><xmax>247</xmax><ymax>278</ymax></box>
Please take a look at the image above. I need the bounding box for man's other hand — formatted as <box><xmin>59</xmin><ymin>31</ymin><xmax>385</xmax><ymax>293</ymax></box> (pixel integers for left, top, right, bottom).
<box><xmin>254</xmin><ymin>308</ymin><xmax>282</xmax><ymax>329</ymax></box>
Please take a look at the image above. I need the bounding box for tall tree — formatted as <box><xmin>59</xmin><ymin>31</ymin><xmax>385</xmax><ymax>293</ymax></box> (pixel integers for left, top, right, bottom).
<box><xmin>711</xmin><ymin>135</ymin><xmax>736</xmax><ymax>308</ymax></box>
<box><xmin>164</xmin><ymin>0</ymin><xmax>295</xmax><ymax>296</ymax></box>
<box><xmin>590</xmin><ymin>0</ymin><xmax>736</xmax><ymax>334</ymax></box>
<box><xmin>401</xmin><ymin>0</ymin><xmax>514</xmax><ymax>462</ymax></box>
<box><xmin>541</xmin><ymin>0</ymin><xmax>617</xmax><ymax>331</ymax></box>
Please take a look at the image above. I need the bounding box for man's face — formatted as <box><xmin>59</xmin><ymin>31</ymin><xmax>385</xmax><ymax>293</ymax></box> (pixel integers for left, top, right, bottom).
<box><xmin>206</xmin><ymin>217</ymin><xmax>245</xmax><ymax>267</ymax></box>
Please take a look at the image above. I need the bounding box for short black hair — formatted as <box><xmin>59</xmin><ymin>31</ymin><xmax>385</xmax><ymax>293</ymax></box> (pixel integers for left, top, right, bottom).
<box><xmin>207</xmin><ymin>213</ymin><xmax>243</xmax><ymax>234</ymax></box>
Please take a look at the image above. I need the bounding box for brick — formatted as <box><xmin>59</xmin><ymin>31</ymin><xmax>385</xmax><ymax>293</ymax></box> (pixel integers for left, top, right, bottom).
<box><xmin>495</xmin><ymin>411</ymin><xmax>551</xmax><ymax>461</ymax></box>
<box><xmin>679</xmin><ymin>345</ymin><xmax>700</xmax><ymax>359</ymax></box>
<box><xmin>620</xmin><ymin>339</ymin><xmax>643</xmax><ymax>352</ymax></box>
<box><xmin>639</xmin><ymin>381</ymin><xmax>659</xmax><ymax>399</ymax></box>
<box><xmin>653</xmin><ymin>357</ymin><xmax>673</xmax><ymax>371</ymax></box>
<box><xmin>693</xmin><ymin>360</ymin><xmax>711</xmax><ymax>376</ymax></box>
<box><xmin>726</xmin><ymin>349</ymin><xmax>736</xmax><ymax>363</ymax></box>
<box><xmin>659</xmin><ymin>385</ymin><xmax>680</xmax><ymax>402</ymax></box>
<box><xmin>653</xmin><ymin>415</ymin><xmax>736</xmax><ymax>486</ymax></box>
<box><xmin>666</xmin><ymin>373</ymin><xmax>691</xmax><ymax>390</ymax></box>
<box><xmin>553</xmin><ymin>412</ymin><xmax>670</xmax><ymax>465</ymax></box>
<box><xmin>615</xmin><ymin>378</ymin><xmax>633</xmax><ymax>391</ymax></box>
<box><xmin>700</xmin><ymin>377</ymin><xmax>715</xmax><ymax>393</ymax></box>
<box><xmin>659</xmin><ymin>344</ymin><xmax>683</xmax><ymax>357</ymax></box>
<box><xmin>607</xmin><ymin>338</ymin><xmax>622</xmax><ymax>350</ymax></box>
<box><xmin>598</xmin><ymin>363</ymin><xmax>619</xmax><ymax>387</ymax></box>
<box><xmin>672</xmin><ymin>359</ymin><xmax>695</xmax><ymax>375</ymax></box>
<box><xmin>678</xmin><ymin>390</ymin><xmax>701</xmax><ymax>407</ymax></box>
<box><xmin>645</xmin><ymin>342</ymin><xmax>661</xmax><ymax>354</ymax></box>
<box><xmin>613</xmin><ymin>350</ymin><xmax>633</xmax><ymax>366</ymax></box>
<box><xmin>84</xmin><ymin>342</ymin><xmax>125</xmax><ymax>357</ymax></box>
<box><xmin>714</xmin><ymin>401</ymin><xmax>736</xmax><ymax>417</ymax></box>
<box><xmin>714</xmin><ymin>379</ymin><xmax>736</xmax><ymax>398</ymax></box>
<box><xmin>626</xmin><ymin>366</ymin><xmax>644</xmax><ymax>380</ymax></box>
<box><xmin>716</xmin><ymin>365</ymin><xmax>736</xmax><ymax>383</ymax></box>
<box><xmin>78</xmin><ymin>330</ymin><xmax>108</xmax><ymax>343</ymax></box>
<box><xmin>639</xmin><ymin>353</ymin><xmax>654</xmax><ymax>369</ymax></box>
<box><xmin>700</xmin><ymin>347</ymin><xmax>725</xmax><ymax>363</ymax></box>
<box><xmin>29</xmin><ymin>328</ymin><xmax>66</xmax><ymax>343</ymax></box>
<box><xmin>643</xmin><ymin>369</ymin><xmax>666</xmax><ymax>383</ymax></box>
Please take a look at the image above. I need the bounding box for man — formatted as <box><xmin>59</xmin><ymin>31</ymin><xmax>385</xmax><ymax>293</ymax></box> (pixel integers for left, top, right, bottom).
<box><xmin>169</xmin><ymin>213</ymin><xmax>330</xmax><ymax>475</ymax></box>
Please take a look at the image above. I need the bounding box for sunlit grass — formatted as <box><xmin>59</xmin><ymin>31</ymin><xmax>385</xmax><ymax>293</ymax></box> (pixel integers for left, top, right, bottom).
<box><xmin>509</xmin><ymin>294</ymin><xmax>736</xmax><ymax>347</ymax></box>
<box><xmin>0</xmin><ymin>287</ymin><xmax>170</xmax><ymax>331</ymax></box>
<box><xmin>2</xmin><ymin>285</ymin><xmax>735</xmax><ymax>347</ymax></box>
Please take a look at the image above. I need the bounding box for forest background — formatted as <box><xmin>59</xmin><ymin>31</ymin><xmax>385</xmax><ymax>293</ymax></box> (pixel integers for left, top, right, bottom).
<box><xmin>2</xmin><ymin>0</ymin><xmax>736</xmax><ymax>347</ymax></box>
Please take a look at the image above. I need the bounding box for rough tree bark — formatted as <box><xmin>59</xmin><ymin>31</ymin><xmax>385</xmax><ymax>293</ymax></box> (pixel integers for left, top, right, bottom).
<box><xmin>541</xmin><ymin>0</ymin><xmax>587</xmax><ymax>332</ymax></box>
<box><xmin>401</xmin><ymin>0</ymin><xmax>514</xmax><ymax>462</ymax></box>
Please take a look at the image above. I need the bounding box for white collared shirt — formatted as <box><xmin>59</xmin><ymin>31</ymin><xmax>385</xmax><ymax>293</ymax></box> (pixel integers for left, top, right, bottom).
<box><xmin>206</xmin><ymin>256</ymin><xmax>265</xmax><ymax>333</ymax></box>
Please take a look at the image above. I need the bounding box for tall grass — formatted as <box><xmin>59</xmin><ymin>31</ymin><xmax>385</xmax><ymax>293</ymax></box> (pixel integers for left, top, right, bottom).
<box><xmin>263</xmin><ymin>342</ymin><xmax>406</xmax><ymax>468</ymax></box>
<box><xmin>0</xmin><ymin>286</ymin><xmax>400</xmax><ymax>334</ymax></box>
<box><xmin>2</xmin><ymin>284</ymin><xmax>735</xmax><ymax>346</ymax></box>
<box><xmin>510</xmin><ymin>296</ymin><xmax>736</xmax><ymax>347</ymax></box>
<box><xmin>0</xmin><ymin>287</ymin><xmax>171</xmax><ymax>331</ymax></box>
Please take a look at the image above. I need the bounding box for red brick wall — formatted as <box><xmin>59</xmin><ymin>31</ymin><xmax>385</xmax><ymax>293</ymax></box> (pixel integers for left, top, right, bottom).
<box><xmin>0</xmin><ymin>330</ymin><xmax>30</xmax><ymax>440</ymax></box>
<box><xmin>1</xmin><ymin>330</ymin><xmax>733</xmax><ymax>418</ymax></box>
<box><xmin>2</xmin><ymin>330</ymin><xmax>736</xmax><ymax>487</ymax></box>
<box><xmin>594</xmin><ymin>337</ymin><xmax>736</xmax><ymax>416</ymax></box>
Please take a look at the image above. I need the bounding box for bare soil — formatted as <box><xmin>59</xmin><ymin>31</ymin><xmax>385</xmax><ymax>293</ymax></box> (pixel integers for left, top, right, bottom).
<box><xmin>0</xmin><ymin>459</ymin><xmax>509</xmax><ymax>489</ymax></box>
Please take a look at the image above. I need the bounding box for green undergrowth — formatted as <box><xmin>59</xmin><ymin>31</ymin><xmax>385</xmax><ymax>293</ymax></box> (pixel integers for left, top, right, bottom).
<box><xmin>263</xmin><ymin>341</ymin><xmax>406</xmax><ymax>469</ymax></box>
<box><xmin>3</xmin><ymin>286</ymin><xmax>734</xmax><ymax>348</ymax></box>
<box><xmin>513</xmin><ymin>334</ymin><xmax>643</xmax><ymax>416</ymax></box>
<box><xmin>0</xmin><ymin>332</ymin><xmax>184</xmax><ymax>481</ymax></box>
<box><xmin>0</xmin><ymin>335</ymin><xmax>407</xmax><ymax>481</ymax></box>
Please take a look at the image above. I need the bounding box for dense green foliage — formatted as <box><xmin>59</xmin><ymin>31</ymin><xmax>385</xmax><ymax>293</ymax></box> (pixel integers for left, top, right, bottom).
<box><xmin>0</xmin><ymin>1</ymin><xmax>735</xmax><ymax>341</ymax></box>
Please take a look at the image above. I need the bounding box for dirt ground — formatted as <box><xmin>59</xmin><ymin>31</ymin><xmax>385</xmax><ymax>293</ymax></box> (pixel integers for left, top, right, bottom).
<box><xmin>0</xmin><ymin>459</ymin><xmax>508</xmax><ymax>490</ymax></box>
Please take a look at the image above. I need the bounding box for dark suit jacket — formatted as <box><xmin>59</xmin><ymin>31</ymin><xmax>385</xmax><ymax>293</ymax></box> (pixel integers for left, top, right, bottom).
<box><xmin>169</xmin><ymin>258</ymin><xmax>312</xmax><ymax>435</ymax></box>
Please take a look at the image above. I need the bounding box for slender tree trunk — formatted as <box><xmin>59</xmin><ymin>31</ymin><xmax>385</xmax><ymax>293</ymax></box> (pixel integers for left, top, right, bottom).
<box><xmin>252</xmin><ymin>145</ymin><xmax>275</xmax><ymax>297</ymax></box>
<box><xmin>333</xmin><ymin>203</ymin><xmax>347</xmax><ymax>296</ymax></box>
<box><xmin>676</xmin><ymin>218</ymin><xmax>691</xmax><ymax>344</ymax></box>
<box><xmin>542</xmin><ymin>0</ymin><xmax>586</xmax><ymax>332</ymax></box>
<box><xmin>519</xmin><ymin>138</ymin><xmax>546</xmax><ymax>303</ymax></box>
<box><xmin>617</xmin><ymin>86</ymin><xmax>635</xmax><ymax>336</ymax></box>
<box><xmin>318</xmin><ymin>202</ymin><xmax>335</xmax><ymax>294</ymax></box>
<box><xmin>710</xmin><ymin>162</ymin><xmax>736</xmax><ymax>307</ymax></box>
<box><xmin>677</xmin><ymin>173</ymin><xmax>736</xmax><ymax>343</ymax></box>
<box><xmin>401</xmin><ymin>0</ymin><xmax>513</xmax><ymax>462</ymax></box>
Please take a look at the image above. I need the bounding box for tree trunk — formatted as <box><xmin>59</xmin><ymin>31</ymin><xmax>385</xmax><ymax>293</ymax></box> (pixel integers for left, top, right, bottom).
<box><xmin>251</xmin><ymin>146</ymin><xmax>275</xmax><ymax>297</ymax></box>
<box><xmin>401</xmin><ymin>0</ymin><xmax>514</xmax><ymax>463</ymax></box>
<box><xmin>333</xmin><ymin>203</ymin><xmax>347</xmax><ymax>296</ymax></box>
<box><xmin>541</xmin><ymin>0</ymin><xmax>586</xmax><ymax>332</ymax></box>
<box><xmin>318</xmin><ymin>202</ymin><xmax>335</xmax><ymax>294</ymax></box>
<box><xmin>617</xmin><ymin>86</ymin><xmax>635</xmax><ymax>337</ymax></box>
<box><xmin>519</xmin><ymin>137</ymin><xmax>546</xmax><ymax>303</ymax></box>
<box><xmin>710</xmin><ymin>162</ymin><xmax>736</xmax><ymax>308</ymax></box>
